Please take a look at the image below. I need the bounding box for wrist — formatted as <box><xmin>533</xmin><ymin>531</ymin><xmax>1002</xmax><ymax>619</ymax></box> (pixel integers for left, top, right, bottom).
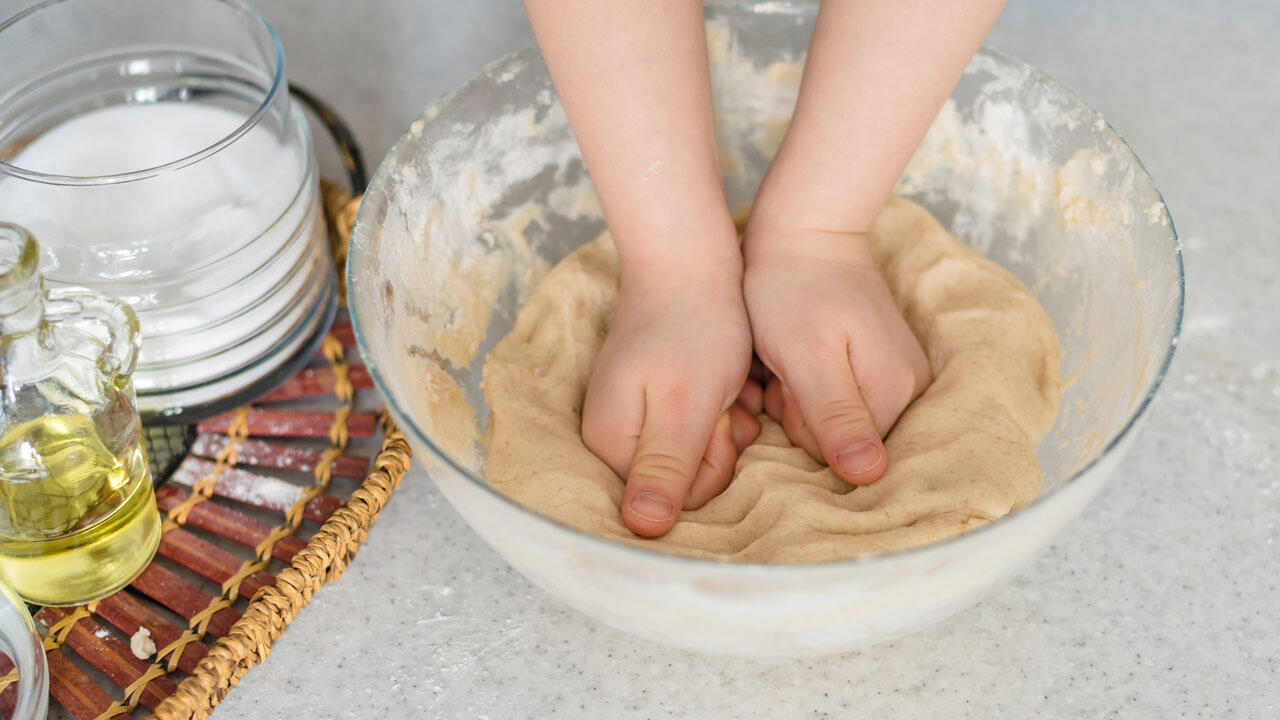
<box><xmin>614</xmin><ymin>215</ymin><xmax>743</xmax><ymax>292</ymax></box>
<box><xmin>620</xmin><ymin>248</ymin><xmax>744</xmax><ymax>300</ymax></box>
<box><xmin>743</xmin><ymin>221</ymin><xmax>874</xmax><ymax>269</ymax></box>
<box><xmin>601</xmin><ymin>171</ymin><xmax>739</xmax><ymax>267</ymax></box>
<box><xmin>747</xmin><ymin>119</ymin><xmax>889</xmax><ymax>242</ymax></box>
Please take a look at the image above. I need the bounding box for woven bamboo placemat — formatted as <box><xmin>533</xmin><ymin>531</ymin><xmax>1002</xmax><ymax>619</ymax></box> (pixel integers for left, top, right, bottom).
<box><xmin>0</xmin><ymin>180</ymin><xmax>410</xmax><ymax>720</ymax></box>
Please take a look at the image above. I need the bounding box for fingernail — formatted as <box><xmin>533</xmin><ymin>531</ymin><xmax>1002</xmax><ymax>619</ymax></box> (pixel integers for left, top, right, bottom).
<box><xmin>629</xmin><ymin>490</ymin><xmax>674</xmax><ymax>522</ymax></box>
<box><xmin>837</xmin><ymin>441</ymin><xmax>882</xmax><ymax>476</ymax></box>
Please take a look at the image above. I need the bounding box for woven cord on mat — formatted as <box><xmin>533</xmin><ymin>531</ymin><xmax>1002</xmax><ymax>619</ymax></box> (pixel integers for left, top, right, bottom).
<box><xmin>148</xmin><ymin>186</ymin><xmax>411</xmax><ymax>720</ymax></box>
<box><xmin>0</xmin><ymin>184</ymin><xmax>412</xmax><ymax>720</ymax></box>
<box><xmin>150</xmin><ymin>414</ymin><xmax>410</xmax><ymax>720</ymax></box>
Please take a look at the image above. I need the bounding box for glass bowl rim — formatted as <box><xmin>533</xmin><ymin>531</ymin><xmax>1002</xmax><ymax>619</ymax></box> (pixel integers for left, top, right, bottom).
<box><xmin>348</xmin><ymin>39</ymin><xmax>1186</xmax><ymax>576</ymax></box>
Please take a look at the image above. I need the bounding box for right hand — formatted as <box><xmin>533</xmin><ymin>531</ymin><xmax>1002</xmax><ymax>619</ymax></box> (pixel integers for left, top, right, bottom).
<box><xmin>743</xmin><ymin>224</ymin><xmax>932</xmax><ymax>486</ymax></box>
<box><xmin>582</xmin><ymin>256</ymin><xmax>761</xmax><ymax>538</ymax></box>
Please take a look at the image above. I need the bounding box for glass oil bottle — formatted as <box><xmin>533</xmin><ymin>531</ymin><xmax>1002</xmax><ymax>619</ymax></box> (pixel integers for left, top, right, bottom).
<box><xmin>0</xmin><ymin>223</ymin><xmax>160</xmax><ymax>606</ymax></box>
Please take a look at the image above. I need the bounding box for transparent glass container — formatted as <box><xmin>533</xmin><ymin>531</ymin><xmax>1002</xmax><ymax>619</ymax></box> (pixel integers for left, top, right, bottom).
<box><xmin>349</xmin><ymin>2</ymin><xmax>1184</xmax><ymax>655</ymax></box>
<box><xmin>0</xmin><ymin>223</ymin><xmax>161</xmax><ymax>607</ymax></box>
<box><xmin>0</xmin><ymin>0</ymin><xmax>336</xmax><ymax>421</ymax></box>
<box><xmin>0</xmin><ymin>577</ymin><xmax>47</xmax><ymax>720</ymax></box>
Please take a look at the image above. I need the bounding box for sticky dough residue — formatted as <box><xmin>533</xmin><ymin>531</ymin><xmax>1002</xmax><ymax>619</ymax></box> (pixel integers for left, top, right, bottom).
<box><xmin>705</xmin><ymin>21</ymin><xmax>802</xmax><ymax>195</ymax></box>
<box><xmin>358</xmin><ymin>58</ymin><xmax>604</xmax><ymax>470</ymax></box>
<box><xmin>889</xmin><ymin>50</ymin><xmax>1172</xmax><ymax>472</ymax></box>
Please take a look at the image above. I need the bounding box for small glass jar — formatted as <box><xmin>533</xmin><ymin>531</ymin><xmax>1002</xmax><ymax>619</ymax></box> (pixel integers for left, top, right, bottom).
<box><xmin>0</xmin><ymin>577</ymin><xmax>48</xmax><ymax>720</ymax></box>
<box><xmin>0</xmin><ymin>0</ymin><xmax>336</xmax><ymax>421</ymax></box>
<box><xmin>0</xmin><ymin>223</ymin><xmax>161</xmax><ymax>607</ymax></box>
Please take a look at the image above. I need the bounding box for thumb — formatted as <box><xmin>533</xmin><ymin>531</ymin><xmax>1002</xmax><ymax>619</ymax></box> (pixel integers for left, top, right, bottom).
<box><xmin>782</xmin><ymin>350</ymin><xmax>887</xmax><ymax>486</ymax></box>
<box><xmin>622</xmin><ymin>388</ymin><xmax>717</xmax><ymax>537</ymax></box>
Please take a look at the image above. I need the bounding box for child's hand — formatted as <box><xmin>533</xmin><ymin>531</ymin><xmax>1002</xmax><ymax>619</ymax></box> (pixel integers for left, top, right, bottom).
<box><xmin>524</xmin><ymin>0</ymin><xmax>999</xmax><ymax>533</ymax></box>
<box><xmin>743</xmin><ymin>225</ymin><xmax>932</xmax><ymax>485</ymax></box>
<box><xmin>582</xmin><ymin>260</ymin><xmax>761</xmax><ymax>537</ymax></box>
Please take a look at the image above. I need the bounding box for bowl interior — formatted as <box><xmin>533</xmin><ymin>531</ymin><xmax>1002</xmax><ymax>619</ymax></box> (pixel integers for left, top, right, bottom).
<box><xmin>349</xmin><ymin>3</ymin><xmax>1183</xmax><ymax>555</ymax></box>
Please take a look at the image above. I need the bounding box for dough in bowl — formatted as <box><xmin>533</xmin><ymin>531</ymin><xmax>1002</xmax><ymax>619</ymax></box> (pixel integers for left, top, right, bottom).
<box><xmin>482</xmin><ymin>197</ymin><xmax>1061</xmax><ymax>563</ymax></box>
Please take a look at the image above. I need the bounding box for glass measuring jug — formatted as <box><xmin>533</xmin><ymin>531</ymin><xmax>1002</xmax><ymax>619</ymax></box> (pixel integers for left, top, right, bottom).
<box><xmin>0</xmin><ymin>223</ymin><xmax>160</xmax><ymax>606</ymax></box>
<box><xmin>0</xmin><ymin>0</ymin><xmax>336</xmax><ymax>421</ymax></box>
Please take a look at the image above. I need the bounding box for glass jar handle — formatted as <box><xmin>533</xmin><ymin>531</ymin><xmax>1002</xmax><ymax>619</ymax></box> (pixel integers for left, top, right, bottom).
<box><xmin>43</xmin><ymin>287</ymin><xmax>141</xmax><ymax>377</ymax></box>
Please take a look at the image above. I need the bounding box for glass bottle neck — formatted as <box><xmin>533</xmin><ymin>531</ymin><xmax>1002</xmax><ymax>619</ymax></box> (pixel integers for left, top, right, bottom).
<box><xmin>0</xmin><ymin>223</ymin><xmax>44</xmax><ymax>336</ymax></box>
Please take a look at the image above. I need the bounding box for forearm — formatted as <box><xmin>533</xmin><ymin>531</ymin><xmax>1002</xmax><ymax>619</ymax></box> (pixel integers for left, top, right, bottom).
<box><xmin>523</xmin><ymin>0</ymin><xmax>737</xmax><ymax>276</ymax></box>
<box><xmin>750</xmin><ymin>0</ymin><xmax>1006</xmax><ymax>237</ymax></box>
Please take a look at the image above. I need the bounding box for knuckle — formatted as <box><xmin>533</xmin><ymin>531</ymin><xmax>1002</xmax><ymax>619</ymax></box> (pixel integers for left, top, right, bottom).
<box><xmin>772</xmin><ymin>338</ymin><xmax>834</xmax><ymax>380</ymax></box>
<box><xmin>814</xmin><ymin>398</ymin><xmax>875</xmax><ymax>435</ymax></box>
<box><xmin>630</xmin><ymin>451</ymin><xmax>690</xmax><ymax>484</ymax></box>
<box><xmin>648</xmin><ymin>380</ymin><xmax>723</xmax><ymax>423</ymax></box>
<box><xmin>648</xmin><ymin>381</ymin><xmax>694</xmax><ymax>413</ymax></box>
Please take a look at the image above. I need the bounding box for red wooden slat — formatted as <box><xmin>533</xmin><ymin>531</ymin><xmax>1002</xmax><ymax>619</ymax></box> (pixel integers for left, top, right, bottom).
<box><xmin>129</xmin><ymin>564</ymin><xmax>239</xmax><ymax>638</ymax></box>
<box><xmin>257</xmin><ymin>365</ymin><xmax>373</xmax><ymax>402</ymax></box>
<box><xmin>46</xmin><ymin>650</ymin><xmax>113</xmax><ymax>720</ymax></box>
<box><xmin>196</xmin><ymin>408</ymin><xmax>375</xmax><ymax>438</ymax></box>
<box><xmin>158</xmin><ymin>529</ymin><xmax>274</xmax><ymax>599</ymax></box>
<box><xmin>35</xmin><ymin>608</ymin><xmax>176</xmax><ymax>711</ymax></box>
<box><xmin>154</xmin><ymin>485</ymin><xmax>306</xmax><ymax>563</ymax></box>
<box><xmin>189</xmin><ymin>433</ymin><xmax>369</xmax><ymax>480</ymax></box>
<box><xmin>94</xmin><ymin>591</ymin><xmax>207</xmax><ymax>675</ymax></box>
<box><xmin>330</xmin><ymin>321</ymin><xmax>356</xmax><ymax>348</ymax></box>
<box><xmin>0</xmin><ymin>654</ymin><xmax>15</xmax><ymax>718</ymax></box>
<box><xmin>169</xmin><ymin>458</ymin><xmax>342</xmax><ymax>523</ymax></box>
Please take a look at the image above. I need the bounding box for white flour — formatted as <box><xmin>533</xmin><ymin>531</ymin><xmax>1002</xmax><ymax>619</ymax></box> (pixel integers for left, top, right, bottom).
<box><xmin>0</xmin><ymin>102</ymin><xmax>327</xmax><ymax>403</ymax></box>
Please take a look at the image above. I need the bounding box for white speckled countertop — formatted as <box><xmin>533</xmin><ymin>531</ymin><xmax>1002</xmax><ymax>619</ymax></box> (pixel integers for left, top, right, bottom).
<box><xmin>38</xmin><ymin>0</ymin><xmax>1280</xmax><ymax>716</ymax></box>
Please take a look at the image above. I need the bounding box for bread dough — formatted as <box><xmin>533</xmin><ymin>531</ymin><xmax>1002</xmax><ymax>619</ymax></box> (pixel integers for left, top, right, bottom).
<box><xmin>482</xmin><ymin>197</ymin><xmax>1061</xmax><ymax>563</ymax></box>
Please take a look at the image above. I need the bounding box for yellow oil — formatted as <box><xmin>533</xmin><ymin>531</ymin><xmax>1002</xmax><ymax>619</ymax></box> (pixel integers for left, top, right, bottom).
<box><xmin>0</xmin><ymin>413</ymin><xmax>161</xmax><ymax>606</ymax></box>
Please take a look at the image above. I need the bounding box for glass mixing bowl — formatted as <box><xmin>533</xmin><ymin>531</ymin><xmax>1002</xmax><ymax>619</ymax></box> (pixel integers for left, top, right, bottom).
<box><xmin>348</xmin><ymin>1</ymin><xmax>1184</xmax><ymax>656</ymax></box>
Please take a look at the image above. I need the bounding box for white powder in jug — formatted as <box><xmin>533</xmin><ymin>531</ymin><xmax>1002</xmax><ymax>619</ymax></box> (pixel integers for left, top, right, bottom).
<box><xmin>0</xmin><ymin>101</ymin><xmax>327</xmax><ymax>404</ymax></box>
